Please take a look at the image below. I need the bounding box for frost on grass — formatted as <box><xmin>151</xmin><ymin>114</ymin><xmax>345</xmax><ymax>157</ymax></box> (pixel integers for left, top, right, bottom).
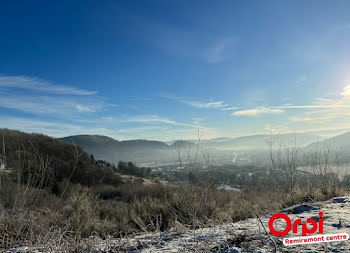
<box><xmin>9</xmin><ymin>196</ymin><xmax>350</xmax><ymax>252</ymax></box>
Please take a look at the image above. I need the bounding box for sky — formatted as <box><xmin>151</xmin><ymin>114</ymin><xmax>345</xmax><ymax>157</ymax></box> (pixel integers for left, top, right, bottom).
<box><xmin>1</xmin><ymin>0</ymin><xmax>350</xmax><ymax>141</ymax></box>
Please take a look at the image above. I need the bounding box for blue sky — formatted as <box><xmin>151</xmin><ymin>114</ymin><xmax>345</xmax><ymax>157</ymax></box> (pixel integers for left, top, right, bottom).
<box><xmin>1</xmin><ymin>0</ymin><xmax>350</xmax><ymax>140</ymax></box>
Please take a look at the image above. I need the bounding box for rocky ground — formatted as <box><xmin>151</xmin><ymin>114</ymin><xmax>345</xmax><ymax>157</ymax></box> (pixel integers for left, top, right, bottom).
<box><xmin>7</xmin><ymin>196</ymin><xmax>350</xmax><ymax>252</ymax></box>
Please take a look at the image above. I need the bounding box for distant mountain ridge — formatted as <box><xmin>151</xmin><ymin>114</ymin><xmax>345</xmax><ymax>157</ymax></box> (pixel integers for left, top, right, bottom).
<box><xmin>201</xmin><ymin>133</ymin><xmax>321</xmax><ymax>150</ymax></box>
<box><xmin>305</xmin><ymin>131</ymin><xmax>350</xmax><ymax>151</ymax></box>
<box><xmin>60</xmin><ymin>135</ymin><xmax>171</xmax><ymax>164</ymax></box>
<box><xmin>60</xmin><ymin>132</ymin><xmax>324</xmax><ymax>164</ymax></box>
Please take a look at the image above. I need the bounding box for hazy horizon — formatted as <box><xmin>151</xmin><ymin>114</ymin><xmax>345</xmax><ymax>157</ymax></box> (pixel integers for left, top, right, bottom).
<box><xmin>24</xmin><ymin>127</ymin><xmax>350</xmax><ymax>142</ymax></box>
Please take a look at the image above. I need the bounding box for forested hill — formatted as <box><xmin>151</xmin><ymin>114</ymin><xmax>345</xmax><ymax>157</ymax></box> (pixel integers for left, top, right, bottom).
<box><xmin>0</xmin><ymin>128</ymin><xmax>119</xmax><ymax>186</ymax></box>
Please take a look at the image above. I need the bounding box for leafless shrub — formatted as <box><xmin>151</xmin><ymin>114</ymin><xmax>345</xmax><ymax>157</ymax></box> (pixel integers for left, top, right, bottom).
<box><xmin>266</xmin><ymin>134</ymin><xmax>301</xmax><ymax>193</ymax></box>
<box><xmin>305</xmin><ymin>142</ymin><xmax>342</xmax><ymax>197</ymax></box>
<box><xmin>0</xmin><ymin>141</ymin><xmax>87</xmax><ymax>251</ymax></box>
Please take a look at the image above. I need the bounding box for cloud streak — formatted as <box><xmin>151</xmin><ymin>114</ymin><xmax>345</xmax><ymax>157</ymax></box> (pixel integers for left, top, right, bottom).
<box><xmin>273</xmin><ymin>104</ymin><xmax>350</xmax><ymax>109</ymax></box>
<box><xmin>181</xmin><ymin>100</ymin><xmax>228</xmax><ymax>109</ymax></box>
<box><xmin>0</xmin><ymin>75</ymin><xmax>96</xmax><ymax>95</ymax></box>
<box><xmin>340</xmin><ymin>84</ymin><xmax>350</xmax><ymax>97</ymax></box>
<box><xmin>0</xmin><ymin>75</ymin><xmax>109</xmax><ymax>122</ymax></box>
<box><xmin>233</xmin><ymin>107</ymin><xmax>284</xmax><ymax>116</ymax></box>
<box><xmin>162</xmin><ymin>95</ymin><xmax>237</xmax><ymax>110</ymax></box>
<box><xmin>0</xmin><ymin>94</ymin><xmax>104</xmax><ymax>116</ymax></box>
<box><xmin>123</xmin><ymin>115</ymin><xmax>204</xmax><ymax>128</ymax></box>
<box><xmin>221</xmin><ymin>106</ymin><xmax>240</xmax><ymax>111</ymax></box>
<box><xmin>233</xmin><ymin>84</ymin><xmax>350</xmax><ymax>118</ymax></box>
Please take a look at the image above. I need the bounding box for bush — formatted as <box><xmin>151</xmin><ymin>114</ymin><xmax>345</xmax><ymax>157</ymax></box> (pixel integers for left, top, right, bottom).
<box><xmin>64</xmin><ymin>185</ymin><xmax>98</xmax><ymax>237</ymax></box>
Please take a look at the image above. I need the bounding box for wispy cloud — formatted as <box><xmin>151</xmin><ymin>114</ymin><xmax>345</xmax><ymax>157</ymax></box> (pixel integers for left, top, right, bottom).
<box><xmin>0</xmin><ymin>94</ymin><xmax>104</xmax><ymax>116</ymax></box>
<box><xmin>162</xmin><ymin>95</ymin><xmax>235</xmax><ymax>110</ymax></box>
<box><xmin>289</xmin><ymin>114</ymin><xmax>339</xmax><ymax>123</ymax></box>
<box><xmin>0</xmin><ymin>75</ymin><xmax>109</xmax><ymax>120</ymax></box>
<box><xmin>75</xmin><ymin>105</ymin><xmax>96</xmax><ymax>112</ymax></box>
<box><xmin>182</xmin><ymin>99</ymin><xmax>228</xmax><ymax>109</ymax></box>
<box><xmin>111</xmin><ymin>115</ymin><xmax>217</xmax><ymax>140</ymax></box>
<box><xmin>203</xmin><ymin>37</ymin><xmax>236</xmax><ymax>63</ymax></box>
<box><xmin>123</xmin><ymin>115</ymin><xmax>203</xmax><ymax>128</ymax></box>
<box><xmin>314</xmin><ymin>97</ymin><xmax>334</xmax><ymax>103</ymax></box>
<box><xmin>274</xmin><ymin>104</ymin><xmax>350</xmax><ymax>109</ymax></box>
<box><xmin>221</xmin><ymin>106</ymin><xmax>240</xmax><ymax>111</ymax></box>
<box><xmin>234</xmin><ymin>84</ymin><xmax>350</xmax><ymax>118</ymax></box>
<box><xmin>0</xmin><ymin>75</ymin><xmax>96</xmax><ymax>95</ymax></box>
<box><xmin>113</xmin><ymin>6</ymin><xmax>237</xmax><ymax>64</ymax></box>
<box><xmin>233</xmin><ymin>107</ymin><xmax>284</xmax><ymax>116</ymax></box>
<box><xmin>125</xmin><ymin>115</ymin><xmax>177</xmax><ymax>124</ymax></box>
<box><xmin>285</xmin><ymin>85</ymin><xmax>350</xmax><ymax>126</ymax></box>
<box><xmin>340</xmin><ymin>84</ymin><xmax>350</xmax><ymax>97</ymax></box>
<box><xmin>276</xmin><ymin>84</ymin><xmax>350</xmax><ymax>112</ymax></box>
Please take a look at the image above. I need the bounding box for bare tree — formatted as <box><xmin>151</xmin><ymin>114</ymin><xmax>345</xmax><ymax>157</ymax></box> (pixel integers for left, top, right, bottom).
<box><xmin>185</xmin><ymin>129</ymin><xmax>204</xmax><ymax>170</ymax></box>
<box><xmin>60</xmin><ymin>143</ymin><xmax>81</xmax><ymax>199</ymax></box>
<box><xmin>173</xmin><ymin>141</ymin><xmax>183</xmax><ymax>167</ymax></box>
<box><xmin>306</xmin><ymin>142</ymin><xmax>340</xmax><ymax>195</ymax></box>
<box><xmin>266</xmin><ymin>133</ymin><xmax>301</xmax><ymax>193</ymax></box>
<box><xmin>201</xmin><ymin>142</ymin><xmax>212</xmax><ymax>169</ymax></box>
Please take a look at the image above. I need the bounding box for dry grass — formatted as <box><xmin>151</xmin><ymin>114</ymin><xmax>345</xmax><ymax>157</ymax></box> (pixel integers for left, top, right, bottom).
<box><xmin>0</xmin><ymin>177</ymin><xmax>346</xmax><ymax>251</ymax></box>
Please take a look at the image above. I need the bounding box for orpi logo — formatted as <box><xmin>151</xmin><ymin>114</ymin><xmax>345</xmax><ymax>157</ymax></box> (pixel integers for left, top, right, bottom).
<box><xmin>268</xmin><ymin>212</ymin><xmax>324</xmax><ymax>237</ymax></box>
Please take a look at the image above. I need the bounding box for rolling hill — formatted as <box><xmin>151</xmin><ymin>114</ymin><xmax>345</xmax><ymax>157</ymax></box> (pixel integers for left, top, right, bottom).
<box><xmin>305</xmin><ymin>131</ymin><xmax>350</xmax><ymax>151</ymax></box>
<box><xmin>203</xmin><ymin>133</ymin><xmax>321</xmax><ymax>150</ymax></box>
<box><xmin>60</xmin><ymin>135</ymin><xmax>173</xmax><ymax>164</ymax></box>
<box><xmin>0</xmin><ymin>128</ymin><xmax>113</xmax><ymax>185</ymax></box>
<box><xmin>60</xmin><ymin>133</ymin><xmax>321</xmax><ymax>165</ymax></box>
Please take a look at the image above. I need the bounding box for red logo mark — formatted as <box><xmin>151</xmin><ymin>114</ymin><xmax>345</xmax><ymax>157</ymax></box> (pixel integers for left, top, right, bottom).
<box><xmin>268</xmin><ymin>212</ymin><xmax>323</xmax><ymax>237</ymax></box>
